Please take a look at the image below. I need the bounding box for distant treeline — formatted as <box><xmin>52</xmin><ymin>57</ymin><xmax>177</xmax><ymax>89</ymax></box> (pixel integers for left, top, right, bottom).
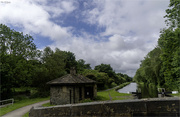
<box><xmin>0</xmin><ymin>24</ymin><xmax>132</xmax><ymax>100</ymax></box>
<box><xmin>134</xmin><ymin>0</ymin><xmax>180</xmax><ymax>91</ymax></box>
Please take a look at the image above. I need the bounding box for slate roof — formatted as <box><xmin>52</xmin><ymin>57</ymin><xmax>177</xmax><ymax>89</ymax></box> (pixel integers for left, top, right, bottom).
<box><xmin>47</xmin><ymin>74</ymin><xmax>96</xmax><ymax>85</ymax></box>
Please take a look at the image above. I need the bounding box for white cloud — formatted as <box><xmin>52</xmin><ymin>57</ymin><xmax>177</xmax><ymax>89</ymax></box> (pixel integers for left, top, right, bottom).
<box><xmin>55</xmin><ymin>0</ymin><xmax>169</xmax><ymax>76</ymax></box>
<box><xmin>0</xmin><ymin>0</ymin><xmax>76</xmax><ymax>41</ymax></box>
<box><xmin>84</xmin><ymin>0</ymin><xmax>169</xmax><ymax>37</ymax></box>
<box><xmin>0</xmin><ymin>0</ymin><xmax>169</xmax><ymax>77</ymax></box>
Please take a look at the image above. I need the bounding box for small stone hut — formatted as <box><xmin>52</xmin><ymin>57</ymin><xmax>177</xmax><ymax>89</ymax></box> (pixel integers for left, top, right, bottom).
<box><xmin>47</xmin><ymin>69</ymin><xmax>97</xmax><ymax>105</ymax></box>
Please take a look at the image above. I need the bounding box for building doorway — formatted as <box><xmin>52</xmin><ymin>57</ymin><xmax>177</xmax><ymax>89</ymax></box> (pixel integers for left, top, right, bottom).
<box><xmin>84</xmin><ymin>87</ymin><xmax>93</xmax><ymax>99</ymax></box>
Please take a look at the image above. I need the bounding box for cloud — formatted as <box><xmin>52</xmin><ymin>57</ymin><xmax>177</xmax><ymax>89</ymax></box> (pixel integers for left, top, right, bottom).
<box><xmin>0</xmin><ymin>0</ymin><xmax>76</xmax><ymax>41</ymax></box>
<box><xmin>54</xmin><ymin>0</ymin><xmax>169</xmax><ymax>76</ymax></box>
<box><xmin>84</xmin><ymin>0</ymin><xmax>169</xmax><ymax>37</ymax></box>
<box><xmin>0</xmin><ymin>0</ymin><xmax>169</xmax><ymax>77</ymax></box>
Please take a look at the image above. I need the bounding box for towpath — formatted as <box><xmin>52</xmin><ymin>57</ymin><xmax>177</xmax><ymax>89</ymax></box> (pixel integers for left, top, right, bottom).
<box><xmin>1</xmin><ymin>100</ymin><xmax>49</xmax><ymax>117</ymax></box>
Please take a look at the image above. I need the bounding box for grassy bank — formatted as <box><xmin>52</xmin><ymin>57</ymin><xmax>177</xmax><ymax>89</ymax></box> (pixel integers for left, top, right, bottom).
<box><xmin>96</xmin><ymin>89</ymin><xmax>131</xmax><ymax>101</ymax></box>
<box><xmin>171</xmin><ymin>93</ymin><xmax>180</xmax><ymax>97</ymax></box>
<box><xmin>97</xmin><ymin>82</ymin><xmax>132</xmax><ymax>101</ymax></box>
<box><xmin>0</xmin><ymin>97</ymin><xmax>49</xmax><ymax>116</ymax></box>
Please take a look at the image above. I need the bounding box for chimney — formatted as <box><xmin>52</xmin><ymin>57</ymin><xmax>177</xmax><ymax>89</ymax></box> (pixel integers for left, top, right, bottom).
<box><xmin>70</xmin><ymin>67</ymin><xmax>76</xmax><ymax>75</ymax></box>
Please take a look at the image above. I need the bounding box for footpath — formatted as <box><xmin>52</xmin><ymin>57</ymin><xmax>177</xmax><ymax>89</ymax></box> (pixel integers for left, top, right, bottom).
<box><xmin>1</xmin><ymin>100</ymin><xmax>49</xmax><ymax>117</ymax></box>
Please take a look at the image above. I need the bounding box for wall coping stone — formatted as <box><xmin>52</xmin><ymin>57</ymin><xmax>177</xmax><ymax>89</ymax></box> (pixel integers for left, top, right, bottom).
<box><xmin>34</xmin><ymin>97</ymin><xmax>179</xmax><ymax>110</ymax></box>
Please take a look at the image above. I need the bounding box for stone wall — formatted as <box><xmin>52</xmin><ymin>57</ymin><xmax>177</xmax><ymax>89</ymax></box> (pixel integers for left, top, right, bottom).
<box><xmin>30</xmin><ymin>97</ymin><xmax>179</xmax><ymax>117</ymax></box>
<box><xmin>50</xmin><ymin>86</ymin><xmax>81</xmax><ymax>105</ymax></box>
<box><xmin>50</xmin><ymin>84</ymin><xmax>97</xmax><ymax>105</ymax></box>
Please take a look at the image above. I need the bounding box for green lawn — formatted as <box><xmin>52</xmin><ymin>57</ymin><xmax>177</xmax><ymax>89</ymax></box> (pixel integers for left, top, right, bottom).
<box><xmin>96</xmin><ymin>88</ymin><xmax>132</xmax><ymax>101</ymax></box>
<box><xmin>0</xmin><ymin>97</ymin><xmax>49</xmax><ymax>116</ymax></box>
<box><xmin>171</xmin><ymin>93</ymin><xmax>180</xmax><ymax>97</ymax></box>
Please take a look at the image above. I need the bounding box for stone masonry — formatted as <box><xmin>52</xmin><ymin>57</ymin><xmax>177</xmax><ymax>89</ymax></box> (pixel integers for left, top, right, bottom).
<box><xmin>29</xmin><ymin>97</ymin><xmax>180</xmax><ymax>117</ymax></box>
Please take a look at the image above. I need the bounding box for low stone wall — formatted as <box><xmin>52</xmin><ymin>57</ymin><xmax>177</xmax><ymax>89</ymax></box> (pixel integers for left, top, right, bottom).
<box><xmin>29</xmin><ymin>97</ymin><xmax>180</xmax><ymax>117</ymax></box>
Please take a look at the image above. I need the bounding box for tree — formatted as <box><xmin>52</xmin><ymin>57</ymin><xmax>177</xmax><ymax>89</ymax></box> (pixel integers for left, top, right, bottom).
<box><xmin>94</xmin><ymin>64</ymin><xmax>131</xmax><ymax>85</ymax></box>
<box><xmin>158</xmin><ymin>28</ymin><xmax>180</xmax><ymax>90</ymax></box>
<box><xmin>41</xmin><ymin>47</ymin><xmax>67</xmax><ymax>79</ymax></box>
<box><xmin>82</xmin><ymin>69</ymin><xmax>112</xmax><ymax>90</ymax></box>
<box><xmin>164</xmin><ymin>0</ymin><xmax>180</xmax><ymax>28</ymax></box>
<box><xmin>64</xmin><ymin>51</ymin><xmax>77</xmax><ymax>73</ymax></box>
<box><xmin>134</xmin><ymin>47</ymin><xmax>163</xmax><ymax>86</ymax></box>
<box><xmin>0</xmin><ymin>24</ymin><xmax>38</xmax><ymax>99</ymax></box>
<box><xmin>134</xmin><ymin>0</ymin><xmax>180</xmax><ymax>91</ymax></box>
<box><xmin>94</xmin><ymin>64</ymin><xmax>113</xmax><ymax>73</ymax></box>
<box><xmin>77</xmin><ymin>59</ymin><xmax>91</xmax><ymax>73</ymax></box>
<box><xmin>0</xmin><ymin>24</ymin><xmax>37</xmax><ymax>59</ymax></box>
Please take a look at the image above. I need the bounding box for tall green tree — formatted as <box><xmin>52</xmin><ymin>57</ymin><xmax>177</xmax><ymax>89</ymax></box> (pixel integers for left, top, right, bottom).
<box><xmin>0</xmin><ymin>24</ymin><xmax>38</xmax><ymax>99</ymax></box>
<box><xmin>134</xmin><ymin>47</ymin><xmax>163</xmax><ymax>86</ymax></box>
<box><xmin>41</xmin><ymin>47</ymin><xmax>66</xmax><ymax>79</ymax></box>
<box><xmin>164</xmin><ymin>0</ymin><xmax>180</xmax><ymax>28</ymax></box>
<box><xmin>134</xmin><ymin>0</ymin><xmax>180</xmax><ymax>91</ymax></box>
<box><xmin>158</xmin><ymin>0</ymin><xmax>180</xmax><ymax>90</ymax></box>
<box><xmin>158</xmin><ymin>28</ymin><xmax>180</xmax><ymax>90</ymax></box>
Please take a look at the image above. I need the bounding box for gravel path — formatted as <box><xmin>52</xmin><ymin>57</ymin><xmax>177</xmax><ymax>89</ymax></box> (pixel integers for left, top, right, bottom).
<box><xmin>1</xmin><ymin>100</ymin><xmax>50</xmax><ymax>117</ymax></box>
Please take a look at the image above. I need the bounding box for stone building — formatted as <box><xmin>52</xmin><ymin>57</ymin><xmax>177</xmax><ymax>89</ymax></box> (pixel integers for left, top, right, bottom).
<box><xmin>47</xmin><ymin>70</ymin><xmax>97</xmax><ymax>105</ymax></box>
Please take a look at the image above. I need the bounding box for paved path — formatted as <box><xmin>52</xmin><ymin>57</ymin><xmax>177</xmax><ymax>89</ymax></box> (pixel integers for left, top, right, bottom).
<box><xmin>1</xmin><ymin>100</ymin><xmax>50</xmax><ymax>117</ymax></box>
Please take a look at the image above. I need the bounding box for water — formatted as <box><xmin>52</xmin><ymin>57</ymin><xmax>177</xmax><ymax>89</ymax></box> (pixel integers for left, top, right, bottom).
<box><xmin>118</xmin><ymin>82</ymin><xmax>158</xmax><ymax>98</ymax></box>
<box><xmin>118</xmin><ymin>83</ymin><xmax>137</xmax><ymax>93</ymax></box>
<box><xmin>138</xmin><ymin>83</ymin><xmax>158</xmax><ymax>98</ymax></box>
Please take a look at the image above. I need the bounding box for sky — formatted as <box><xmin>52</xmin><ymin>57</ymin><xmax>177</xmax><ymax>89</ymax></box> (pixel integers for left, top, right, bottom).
<box><xmin>0</xmin><ymin>0</ymin><xmax>170</xmax><ymax>77</ymax></box>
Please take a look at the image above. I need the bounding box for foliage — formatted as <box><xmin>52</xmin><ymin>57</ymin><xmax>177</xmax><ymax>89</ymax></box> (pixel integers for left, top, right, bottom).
<box><xmin>134</xmin><ymin>0</ymin><xmax>180</xmax><ymax>91</ymax></box>
<box><xmin>164</xmin><ymin>0</ymin><xmax>180</xmax><ymax>28</ymax></box>
<box><xmin>77</xmin><ymin>59</ymin><xmax>91</xmax><ymax>73</ymax></box>
<box><xmin>95</xmin><ymin>64</ymin><xmax>132</xmax><ymax>85</ymax></box>
<box><xmin>64</xmin><ymin>51</ymin><xmax>77</xmax><ymax>73</ymax></box>
<box><xmin>158</xmin><ymin>28</ymin><xmax>180</xmax><ymax>90</ymax></box>
<box><xmin>82</xmin><ymin>69</ymin><xmax>112</xmax><ymax>90</ymax></box>
<box><xmin>134</xmin><ymin>47</ymin><xmax>163</xmax><ymax>86</ymax></box>
<box><xmin>0</xmin><ymin>24</ymin><xmax>39</xmax><ymax>100</ymax></box>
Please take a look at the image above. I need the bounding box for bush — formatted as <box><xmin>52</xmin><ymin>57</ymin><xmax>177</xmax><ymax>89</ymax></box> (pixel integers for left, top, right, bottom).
<box><xmin>110</xmin><ymin>82</ymin><xmax>117</xmax><ymax>88</ymax></box>
<box><xmin>80</xmin><ymin>98</ymin><xmax>93</xmax><ymax>103</ymax></box>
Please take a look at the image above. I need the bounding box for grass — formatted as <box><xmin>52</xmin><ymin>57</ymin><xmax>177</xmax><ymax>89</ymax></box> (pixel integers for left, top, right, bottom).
<box><xmin>0</xmin><ymin>97</ymin><xmax>49</xmax><ymax>116</ymax></box>
<box><xmin>42</xmin><ymin>102</ymin><xmax>55</xmax><ymax>107</ymax></box>
<box><xmin>97</xmin><ymin>88</ymin><xmax>131</xmax><ymax>101</ymax></box>
<box><xmin>22</xmin><ymin>112</ymin><xmax>29</xmax><ymax>117</ymax></box>
<box><xmin>171</xmin><ymin>93</ymin><xmax>180</xmax><ymax>97</ymax></box>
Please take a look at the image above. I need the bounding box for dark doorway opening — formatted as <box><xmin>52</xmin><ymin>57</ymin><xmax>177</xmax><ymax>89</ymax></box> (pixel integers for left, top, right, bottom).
<box><xmin>84</xmin><ymin>87</ymin><xmax>93</xmax><ymax>99</ymax></box>
<box><xmin>73</xmin><ymin>87</ymin><xmax>75</xmax><ymax>103</ymax></box>
<box><xmin>79</xmin><ymin>87</ymin><xmax>82</xmax><ymax>101</ymax></box>
<box><xmin>70</xmin><ymin>90</ymin><xmax>72</xmax><ymax>104</ymax></box>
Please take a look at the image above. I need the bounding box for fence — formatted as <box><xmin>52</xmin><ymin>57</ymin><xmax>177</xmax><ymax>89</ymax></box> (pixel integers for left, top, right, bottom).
<box><xmin>0</xmin><ymin>98</ymin><xmax>14</xmax><ymax>108</ymax></box>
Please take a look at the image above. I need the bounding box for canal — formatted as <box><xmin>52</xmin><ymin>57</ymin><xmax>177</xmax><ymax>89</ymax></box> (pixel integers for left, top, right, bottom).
<box><xmin>118</xmin><ymin>82</ymin><xmax>137</xmax><ymax>93</ymax></box>
<box><xmin>118</xmin><ymin>82</ymin><xmax>158</xmax><ymax>98</ymax></box>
